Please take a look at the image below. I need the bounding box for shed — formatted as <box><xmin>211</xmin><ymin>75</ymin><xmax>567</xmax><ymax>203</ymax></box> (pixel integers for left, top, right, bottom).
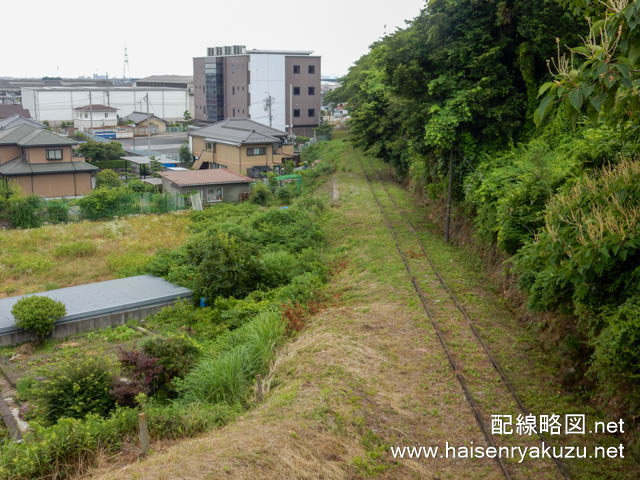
<box><xmin>124</xmin><ymin>112</ymin><xmax>169</xmax><ymax>136</ymax></box>
<box><xmin>157</xmin><ymin>169</ymin><xmax>253</xmax><ymax>204</ymax></box>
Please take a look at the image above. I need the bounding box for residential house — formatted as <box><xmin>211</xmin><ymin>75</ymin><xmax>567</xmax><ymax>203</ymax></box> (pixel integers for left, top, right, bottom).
<box><xmin>0</xmin><ymin>124</ymin><xmax>97</xmax><ymax>198</ymax></box>
<box><xmin>123</xmin><ymin>111</ymin><xmax>169</xmax><ymax>136</ymax></box>
<box><xmin>189</xmin><ymin>118</ymin><xmax>294</xmax><ymax>177</ymax></box>
<box><xmin>0</xmin><ymin>104</ymin><xmax>31</xmax><ymax>120</ymax></box>
<box><xmin>157</xmin><ymin>169</ymin><xmax>253</xmax><ymax>203</ymax></box>
<box><xmin>73</xmin><ymin>104</ymin><xmax>118</xmax><ymax>132</ymax></box>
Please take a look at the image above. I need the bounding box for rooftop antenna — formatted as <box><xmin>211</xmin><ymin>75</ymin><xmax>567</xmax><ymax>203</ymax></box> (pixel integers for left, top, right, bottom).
<box><xmin>123</xmin><ymin>47</ymin><xmax>130</xmax><ymax>80</ymax></box>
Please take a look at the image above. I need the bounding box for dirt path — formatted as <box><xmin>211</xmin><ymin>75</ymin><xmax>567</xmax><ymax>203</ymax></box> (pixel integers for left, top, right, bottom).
<box><xmin>85</xmin><ymin>146</ymin><xmax>635</xmax><ymax>480</ymax></box>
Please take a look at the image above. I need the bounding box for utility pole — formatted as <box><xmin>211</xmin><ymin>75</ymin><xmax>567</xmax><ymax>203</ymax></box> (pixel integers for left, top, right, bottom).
<box><xmin>445</xmin><ymin>150</ymin><xmax>454</xmax><ymax>243</ymax></box>
<box><xmin>105</xmin><ymin>73</ymin><xmax>110</xmax><ymax>106</ymax></box>
<box><xmin>263</xmin><ymin>93</ymin><xmax>273</xmax><ymax>127</ymax></box>
<box><xmin>89</xmin><ymin>90</ymin><xmax>93</xmax><ymax>134</ymax></box>
<box><xmin>145</xmin><ymin>94</ymin><xmax>151</xmax><ymax>153</ymax></box>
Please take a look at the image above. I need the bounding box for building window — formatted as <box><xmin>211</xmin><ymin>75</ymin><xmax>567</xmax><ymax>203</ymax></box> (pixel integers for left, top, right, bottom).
<box><xmin>293</xmin><ymin>109</ymin><xmax>300</xmax><ymax>118</ymax></box>
<box><xmin>233</xmin><ymin>108</ymin><xmax>236</xmax><ymax>117</ymax></box>
<box><xmin>308</xmin><ymin>86</ymin><xmax>315</xmax><ymax>95</ymax></box>
<box><xmin>105</xmin><ymin>113</ymin><xmax>108</xmax><ymax>118</ymax></box>
<box><xmin>308</xmin><ymin>108</ymin><xmax>315</xmax><ymax>117</ymax></box>
<box><xmin>308</xmin><ymin>65</ymin><xmax>315</xmax><ymax>74</ymax></box>
<box><xmin>206</xmin><ymin>142</ymin><xmax>216</xmax><ymax>152</ymax></box>
<box><xmin>232</xmin><ymin>86</ymin><xmax>235</xmax><ymax>95</ymax></box>
<box><xmin>206</xmin><ymin>186</ymin><xmax>223</xmax><ymax>203</ymax></box>
<box><xmin>84</xmin><ymin>113</ymin><xmax>88</xmax><ymax>119</ymax></box>
<box><xmin>293</xmin><ymin>86</ymin><xmax>300</xmax><ymax>96</ymax></box>
<box><xmin>247</xmin><ymin>147</ymin><xmax>267</xmax><ymax>156</ymax></box>
<box><xmin>293</xmin><ymin>64</ymin><xmax>300</xmax><ymax>74</ymax></box>
<box><xmin>46</xmin><ymin>148</ymin><xmax>63</xmax><ymax>161</ymax></box>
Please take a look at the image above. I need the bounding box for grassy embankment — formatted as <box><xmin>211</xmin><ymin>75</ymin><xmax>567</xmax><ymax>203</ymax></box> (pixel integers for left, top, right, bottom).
<box><xmin>84</xmin><ymin>140</ymin><xmax>639</xmax><ymax>480</ymax></box>
<box><xmin>0</xmin><ymin>212</ymin><xmax>190</xmax><ymax>298</ymax></box>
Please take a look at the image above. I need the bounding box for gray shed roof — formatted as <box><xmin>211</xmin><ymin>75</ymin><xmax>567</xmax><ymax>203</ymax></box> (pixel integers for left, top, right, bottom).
<box><xmin>124</xmin><ymin>111</ymin><xmax>169</xmax><ymax>125</ymax></box>
<box><xmin>0</xmin><ymin>124</ymin><xmax>77</xmax><ymax>147</ymax></box>
<box><xmin>190</xmin><ymin>118</ymin><xmax>288</xmax><ymax>146</ymax></box>
<box><xmin>0</xmin><ymin>115</ymin><xmax>45</xmax><ymax>131</ymax></box>
<box><xmin>0</xmin><ymin>157</ymin><xmax>98</xmax><ymax>176</ymax></box>
<box><xmin>0</xmin><ymin>275</ymin><xmax>192</xmax><ymax>335</ymax></box>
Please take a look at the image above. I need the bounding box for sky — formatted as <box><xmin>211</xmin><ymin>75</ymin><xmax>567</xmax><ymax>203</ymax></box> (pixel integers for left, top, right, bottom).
<box><xmin>2</xmin><ymin>0</ymin><xmax>425</xmax><ymax>79</ymax></box>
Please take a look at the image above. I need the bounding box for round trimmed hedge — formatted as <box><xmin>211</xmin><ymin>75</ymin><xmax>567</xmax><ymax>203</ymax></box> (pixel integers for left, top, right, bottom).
<box><xmin>11</xmin><ymin>296</ymin><xmax>66</xmax><ymax>339</ymax></box>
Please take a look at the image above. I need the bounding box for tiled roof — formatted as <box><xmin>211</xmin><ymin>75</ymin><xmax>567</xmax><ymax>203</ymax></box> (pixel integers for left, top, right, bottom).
<box><xmin>158</xmin><ymin>168</ymin><xmax>253</xmax><ymax>186</ymax></box>
<box><xmin>0</xmin><ymin>124</ymin><xmax>77</xmax><ymax>147</ymax></box>
<box><xmin>0</xmin><ymin>115</ymin><xmax>45</xmax><ymax>130</ymax></box>
<box><xmin>0</xmin><ymin>104</ymin><xmax>31</xmax><ymax>120</ymax></box>
<box><xmin>0</xmin><ymin>157</ymin><xmax>98</xmax><ymax>176</ymax></box>
<box><xmin>73</xmin><ymin>104</ymin><xmax>118</xmax><ymax>112</ymax></box>
<box><xmin>189</xmin><ymin>118</ymin><xmax>288</xmax><ymax>145</ymax></box>
<box><xmin>124</xmin><ymin>111</ymin><xmax>169</xmax><ymax>125</ymax></box>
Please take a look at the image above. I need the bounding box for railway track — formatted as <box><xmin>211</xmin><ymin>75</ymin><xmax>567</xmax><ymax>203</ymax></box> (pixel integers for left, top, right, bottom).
<box><xmin>356</xmin><ymin>156</ymin><xmax>570</xmax><ymax>480</ymax></box>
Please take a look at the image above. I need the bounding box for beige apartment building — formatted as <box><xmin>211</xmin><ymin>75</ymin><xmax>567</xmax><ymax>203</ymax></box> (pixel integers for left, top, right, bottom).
<box><xmin>0</xmin><ymin>124</ymin><xmax>97</xmax><ymax>197</ymax></box>
<box><xmin>193</xmin><ymin>46</ymin><xmax>321</xmax><ymax>137</ymax></box>
<box><xmin>189</xmin><ymin>118</ymin><xmax>294</xmax><ymax>177</ymax></box>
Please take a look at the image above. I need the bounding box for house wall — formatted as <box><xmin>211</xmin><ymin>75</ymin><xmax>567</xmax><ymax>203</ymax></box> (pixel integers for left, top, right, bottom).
<box><xmin>24</xmin><ymin>146</ymin><xmax>73</xmax><ymax>163</ymax></box>
<box><xmin>74</xmin><ymin>110</ymin><xmax>118</xmax><ymax>131</ymax></box>
<box><xmin>0</xmin><ymin>145</ymin><xmax>19</xmax><ymax>164</ymax></box>
<box><xmin>191</xmin><ymin>136</ymin><xmax>292</xmax><ymax>175</ymax></box>
<box><xmin>9</xmin><ymin>172</ymin><xmax>92</xmax><ymax>197</ymax></box>
<box><xmin>161</xmin><ymin>177</ymin><xmax>249</xmax><ymax>203</ymax></box>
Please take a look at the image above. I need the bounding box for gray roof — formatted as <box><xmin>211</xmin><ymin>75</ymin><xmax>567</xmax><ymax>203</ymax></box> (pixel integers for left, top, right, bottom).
<box><xmin>124</xmin><ymin>111</ymin><xmax>169</xmax><ymax>125</ymax></box>
<box><xmin>247</xmin><ymin>49</ymin><xmax>314</xmax><ymax>56</ymax></box>
<box><xmin>0</xmin><ymin>275</ymin><xmax>192</xmax><ymax>335</ymax></box>
<box><xmin>0</xmin><ymin>157</ymin><xmax>98</xmax><ymax>176</ymax></box>
<box><xmin>136</xmin><ymin>75</ymin><xmax>193</xmax><ymax>83</ymax></box>
<box><xmin>190</xmin><ymin>118</ymin><xmax>288</xmax><ymax>146</ymax></box>
<box><xmin>0</xmin><ymin>115</ymin><xmax>45</xmax><ymax>131</ymax></box>
<box><xmin>0</xmin><ymin>104</ymin><xmax>31</xmax><ymax>120</ymax></box>
<box><xmin>0</xmin><ymin>124</ymin><xmax>77</xmax><ymax>147</ymax></box>
<box><xmin>73</xmin><ymin>104</ymin><xmax>118</xmax><ymax>112</ymax></box>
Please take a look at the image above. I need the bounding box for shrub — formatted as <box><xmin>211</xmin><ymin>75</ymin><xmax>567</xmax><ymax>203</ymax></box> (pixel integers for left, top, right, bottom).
<box><xmin>8</xmin><ymin>195</ymin><xmax>44</xmax><ymax>229</ymax></box>
<box><xmin>177</xmin><ymin>311</ymin><xmax>285</xmax><ymax>405</ymax></box>
<box><xmin>45</xmin><ymin>199</ymin><xmax>70</xmax><ymax>223</ymax></box>
<box><xmin>111</xmin><ymin>348</ymin><xmax>163</xmax><ymax>407</ymax></box>
<box><xmin>54</xmin><ymin>240</ymin><xmax>97</xmax><ymax>258</ymax></box>
<box><xmin>142</xmin><ymin>337</ymin><xmax>200</xmax><ymax>397</ymax></box>
<box><xmin>95</xmin><ymin>169</ymin><xmax>122</xmax><ymax>189</ymax></box>
<box><xmin>28</xmin><ymin>357</ymin><xmax>115</xmax><ymax>424</ymax></box>
<box><xmin>77</xmin><ymin>187</ymin><xmax>135</xmax><ymax>220</ymax></box>
<box><xmin>249</xmin><ymin>183</ymin><xmax>271</xmax><ymax>205</ymax></box>
<box><xmin>260</xmin><ymin>250</ymin><xmax>299</xmax><ymax>287</ymax></box>
<box><xmin>11</xmin><ymin>296</ymin><xmax>66</xmax><ymax>340</ymax></box>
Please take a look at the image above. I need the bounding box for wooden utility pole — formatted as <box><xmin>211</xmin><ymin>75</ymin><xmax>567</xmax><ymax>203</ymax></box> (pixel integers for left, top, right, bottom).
<box><xmin>445</xmin><ymin>150</ymin><xmax>454</xmax><ymax>243</ymax></box>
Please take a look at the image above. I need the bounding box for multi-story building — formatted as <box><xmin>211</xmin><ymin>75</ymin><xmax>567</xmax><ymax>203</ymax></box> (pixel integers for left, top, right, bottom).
<box><xmin>193</xmin><ymin>46</ymin><xmax>321</xmax><ymax>137</ymax></box>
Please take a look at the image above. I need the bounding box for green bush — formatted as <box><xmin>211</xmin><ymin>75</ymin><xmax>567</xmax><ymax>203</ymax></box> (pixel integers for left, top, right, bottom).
<box><xmin>249</xmin><ymin>183</ymin><xmax>271</xmax><ymax>205</ymax></box>
<box><xmin>143</xmin><ymin>336</ymin><xmax>200</xmax><ymax>397</ymax></box>
<box><xmin>45</xmin><ymin>199</ymin><xmax>70</xmax><ymax>223</ymax></box>
<box><xmin>11</xmin><ymin>296</ymin><xmax>66</xmax><ymax>340</ymax></box>
<box><xmin>27</xmin><ymin>356</ymin><xmax>115</xmax><ymax>424</ymax></box>
<box><xmin>54</xmin><ymin>240</ymin><xmax>97</xmax><ymax>258</ymax></box>
<box><xmin>77</xmin><ymin>186</ymin><xmax>136</xmax><ymax>220</ymax></box>
<box><xmin>260</xmin><ymin>250</ymin><xmax>299</xmax><ymax>288</ymax></box>
<box><xmin>8</xmin><ymin>195</ymin><xmax>44</xmax><ymax>229</ymax></box>
<box><xmin>95</xmin><ymin>169</ymin><xmax>122</xmax><ymax>189</ymax></box>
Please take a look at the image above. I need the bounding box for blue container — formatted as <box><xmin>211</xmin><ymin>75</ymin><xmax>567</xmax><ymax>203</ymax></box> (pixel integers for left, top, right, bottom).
<box><xmin>200</xmin><ymin>297</ymin><xmax>206</xmax><ymax>307</ymax></box>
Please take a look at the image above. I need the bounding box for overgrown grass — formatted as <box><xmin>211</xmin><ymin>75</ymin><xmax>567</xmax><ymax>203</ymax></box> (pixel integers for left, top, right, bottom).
<box><xmin>0</xmin><ymin>213</ymin><xmax>190</xmax><ymax>297</ymax></box>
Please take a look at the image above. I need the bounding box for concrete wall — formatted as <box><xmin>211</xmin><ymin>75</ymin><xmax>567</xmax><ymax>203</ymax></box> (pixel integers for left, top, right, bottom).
<box><xmin>224</xmin><ymin>56</ymin><xmax>250</xmax><ymax>119</ymax></box>
<box><xmin>161</xmin><ymin>176</ymin><xmax>249</xmax><ymax>203</ymax></box>
<box><xmin>0</xmin><ymin>146</ymin><xmax>19</xmax><ymax>164</ymax></box>
<box><xmin>285</xmin><ymin>56</ymin><xmax>321</xmax><ymax>136</ymax></box>
<box><xmin>74</xmin><ymin>110</ymin><xmax>118</xmax><ymax>131</ymax></box>
<box><xmin>21</xmin><ymin>88</ymin><xmax>190</xmax><ymax>123</ymax></box>
<box><xmin>249</xmin><ymin>54</ymin><xmax>287</xmax><ymax>131</ymax></box>
<box><xmin>0</xmin><ymin>300</ymin><xmax>183</xmax><ymax>347</ymax></box>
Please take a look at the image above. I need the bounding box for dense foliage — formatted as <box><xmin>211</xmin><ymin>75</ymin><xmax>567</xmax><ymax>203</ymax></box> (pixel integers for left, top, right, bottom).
<box><xmin>331</xmin><ymin>0</ymin><xmax>640</xmax><ymax>422</ymax></box>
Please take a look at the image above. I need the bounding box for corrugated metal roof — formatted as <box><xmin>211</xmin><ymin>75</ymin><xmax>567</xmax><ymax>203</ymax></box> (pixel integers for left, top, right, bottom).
<box><xmin>158</xmin><ymin>168</ymin><xmax>253</xmax><ymax>186</ymax></box>
<box><xmin>0</xmin><ymin>275</ymin><xmax>192</xmax><ymax>335</ymax></box>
